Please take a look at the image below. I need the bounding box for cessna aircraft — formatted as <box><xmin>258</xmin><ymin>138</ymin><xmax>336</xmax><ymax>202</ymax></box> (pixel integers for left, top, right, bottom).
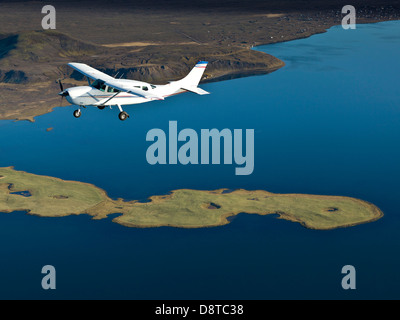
<box><xmin>58</xmin><ymin>61</ymin><xmax>209</xmax><ymax>120</ymax></box>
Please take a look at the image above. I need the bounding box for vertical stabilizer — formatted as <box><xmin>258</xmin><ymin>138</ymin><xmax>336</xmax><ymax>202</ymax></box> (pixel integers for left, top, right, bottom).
<box><xmin>178</xmin><ymin>61</ymin><xmax>208</xmax><ymax>87</ymax></box>
<box><xmin>176</xmin><ymin>61</ymin><xmax>209</xmax><ymax>95</ymax></box>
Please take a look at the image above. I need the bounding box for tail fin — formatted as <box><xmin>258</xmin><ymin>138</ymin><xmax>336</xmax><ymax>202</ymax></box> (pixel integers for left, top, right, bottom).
<box><xmin>181</xmin><ymin>61</ymin><xmax>208</xmax><ymax>86</ymax></box>
<box><xmin>177</xmin><ymin>61</ymin><xmax>209</xmax><ymax>95</ymax></box>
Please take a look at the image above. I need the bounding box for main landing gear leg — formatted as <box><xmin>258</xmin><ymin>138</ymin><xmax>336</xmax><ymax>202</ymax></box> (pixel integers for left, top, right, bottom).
<box><xmin>117</xmin><ymin>104</ymin><xmax>129</xmax><ymax>121</ymax></box>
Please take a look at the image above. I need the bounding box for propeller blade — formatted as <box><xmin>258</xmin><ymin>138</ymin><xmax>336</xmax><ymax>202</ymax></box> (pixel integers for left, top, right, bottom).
<box><xmin>58</xmin><ymin>79</ymin><xmax>64</xmax><ymax>92</ymax></box>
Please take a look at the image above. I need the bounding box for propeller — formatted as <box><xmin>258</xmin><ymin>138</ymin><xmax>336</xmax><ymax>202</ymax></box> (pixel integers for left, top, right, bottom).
<box><xmin>58</xmin><ymin>79</ymin><xmax>64</xmax><ymax>92</ymax></box>
<box><xmin>57</xmin><ymin>79</ymin><xmax>68</xmax><ymax>106</ymax></box>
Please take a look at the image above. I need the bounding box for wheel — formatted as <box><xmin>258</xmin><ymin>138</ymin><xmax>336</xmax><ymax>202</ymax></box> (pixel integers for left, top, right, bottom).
<box><xmin>118</xmin><ymin>111</ymin><xmax>129</xmax><ymax>121</ymax></box>
<box><xmin>98</xmin><ymin>105</ymin><xmax>106</xmax><ymax>110</ymax></box>
<box><xmin>73</xmin><ymin>109</ymin><xmax>81</xmax><ymax>118</ymax></box>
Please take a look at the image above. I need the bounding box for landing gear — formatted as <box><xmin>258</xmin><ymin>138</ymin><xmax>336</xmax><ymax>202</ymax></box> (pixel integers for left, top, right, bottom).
<box><xmin>118</xmin><ymin>111</ymin><xmax>129</xmax><ymax>121</ymax></box>
<box><xmin>98</xmin><ymin>105</ymin><xmax>106</xmax><ymax>110</ymax></box>
<box><xmin>73</xmin><ymin>109</ymin><xmax>81</xmax><ymax>118</ymax></box>
<box><xmin>117</xmin><ymin>104</ymin><xmax>129</xmax><ymax>121</ymax></box>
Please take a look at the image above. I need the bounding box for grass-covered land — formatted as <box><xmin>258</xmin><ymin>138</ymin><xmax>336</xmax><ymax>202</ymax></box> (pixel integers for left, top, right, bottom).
<box><xmin>0</xmin><ymin>167</ymin><xmax>383</xmax><ymax>230</ymax></box>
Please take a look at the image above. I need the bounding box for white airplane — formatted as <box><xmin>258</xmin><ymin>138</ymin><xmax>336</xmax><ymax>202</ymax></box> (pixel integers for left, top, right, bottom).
<box><xmin>58</xmin><ymin>61</ymin><xmax>209</xmax><ymax>121</ymax></box>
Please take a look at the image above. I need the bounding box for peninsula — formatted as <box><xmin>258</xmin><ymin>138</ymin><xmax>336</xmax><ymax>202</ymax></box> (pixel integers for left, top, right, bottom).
<box><xmin>0</xmin><ymin>167</ymin><xmax>383</xmax><ymax>230</ymax></box>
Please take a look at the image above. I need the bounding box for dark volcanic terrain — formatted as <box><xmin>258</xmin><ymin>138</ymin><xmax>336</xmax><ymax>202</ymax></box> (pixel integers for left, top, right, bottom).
<box><xmin>0</xmin><ymin>0</ymin><xmax>399</xmax><ymax>121</ymax></box>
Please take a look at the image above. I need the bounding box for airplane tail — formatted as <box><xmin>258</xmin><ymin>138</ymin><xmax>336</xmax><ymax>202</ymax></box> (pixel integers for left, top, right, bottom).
<box><xmin>177</xmin><ymin>61</ymin><xmax>210</xmax><ymax>95</ymax></box>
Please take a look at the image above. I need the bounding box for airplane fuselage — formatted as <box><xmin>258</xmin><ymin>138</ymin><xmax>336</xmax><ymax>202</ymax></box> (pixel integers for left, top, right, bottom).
<box><xmin>66</xmin><ymin>86</ymin><xmax>148</xmax><ymax>106</ymax></box>
<box><xmin>65</xmin><ymin>83</ymin><xmax>186</xmax><ymax>107</ymax></box>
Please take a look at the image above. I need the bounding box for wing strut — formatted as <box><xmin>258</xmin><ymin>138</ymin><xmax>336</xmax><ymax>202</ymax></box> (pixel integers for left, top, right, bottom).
<box><xmin>94</xmin><ymin>92</ymin><xmax>120</xmax><ymax>106</ymax></box>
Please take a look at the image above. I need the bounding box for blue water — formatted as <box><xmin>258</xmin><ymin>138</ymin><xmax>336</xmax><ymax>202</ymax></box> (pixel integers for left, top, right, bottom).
<box><xmin>0</xmin><ymin>21</ymin><xmax>399</xmax><ymax>299</ymax></box>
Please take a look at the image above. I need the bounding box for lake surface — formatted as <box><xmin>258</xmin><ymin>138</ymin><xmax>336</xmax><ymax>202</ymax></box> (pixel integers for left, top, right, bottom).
<box><xmin>0</xmin><ymin>21</ymin><xmax>399</xmax><ymax>299</ymax></box>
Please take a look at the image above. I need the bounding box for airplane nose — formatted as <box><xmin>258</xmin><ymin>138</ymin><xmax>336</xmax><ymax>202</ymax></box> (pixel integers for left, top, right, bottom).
<box><xmin>58</xmin><ymin>90</ymin><xmax>69</xmax><ymax>97</ymax></box>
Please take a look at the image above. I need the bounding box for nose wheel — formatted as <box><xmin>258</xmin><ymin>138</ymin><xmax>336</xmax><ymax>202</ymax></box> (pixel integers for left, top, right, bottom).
<box><xmin>73</xmin><ymin>109</ymin><xmax>81</xmax><ymax>118</ymax></box>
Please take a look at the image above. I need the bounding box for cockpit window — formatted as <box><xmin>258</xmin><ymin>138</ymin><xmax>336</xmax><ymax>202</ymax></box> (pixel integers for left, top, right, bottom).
<box><xmin>151</xmin><ymin>85</ymin><xmax>156</xmax><ymax>89</ymax></box>
<box><xmin>92</xmin><ymin>79</ymin><xmax>106</xmax><ymax>92</ymax></box>
<box><xmin>142</xmin><ymin>86</ymin><xmax>148</xmax><ymax>91</ymax></box>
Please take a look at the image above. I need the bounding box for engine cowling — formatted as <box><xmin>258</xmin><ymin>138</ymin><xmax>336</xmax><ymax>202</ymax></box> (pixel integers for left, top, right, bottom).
<box><xmin>65</xmin><ymin>86</ymin><xmax>92</xmax><ymax>99</ymax></box>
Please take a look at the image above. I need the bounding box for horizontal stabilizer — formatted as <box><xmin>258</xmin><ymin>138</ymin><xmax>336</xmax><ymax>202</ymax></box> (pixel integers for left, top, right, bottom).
<box><xmin>181</xmin><ymin>86</ymin><xmax>210</xmax><ymax>95</ymax></box>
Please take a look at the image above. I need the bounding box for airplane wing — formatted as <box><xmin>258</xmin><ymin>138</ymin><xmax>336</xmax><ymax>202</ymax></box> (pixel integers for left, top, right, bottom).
<box><xmin>68</xmin><ymin>62</ymin><xmax>164</xmax><ymax>101</ymax></box>
<box><xmin>68</xmin><ymin>63</ymin><xmax>115</xmax><ymax>82</ymax></box>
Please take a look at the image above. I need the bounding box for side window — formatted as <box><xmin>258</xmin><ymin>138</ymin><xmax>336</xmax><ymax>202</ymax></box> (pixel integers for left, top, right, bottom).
<box><xmin>107</xmin><ymin>86</ymin><xmax>120</xmax><ymax>93</ymax></box>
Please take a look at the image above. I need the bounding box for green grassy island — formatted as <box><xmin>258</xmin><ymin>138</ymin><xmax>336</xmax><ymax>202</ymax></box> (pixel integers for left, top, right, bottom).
<box><xmin>0</xmin><ymin>167</ymin><xmax>383</xmax><ymax>230</ymax></box>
